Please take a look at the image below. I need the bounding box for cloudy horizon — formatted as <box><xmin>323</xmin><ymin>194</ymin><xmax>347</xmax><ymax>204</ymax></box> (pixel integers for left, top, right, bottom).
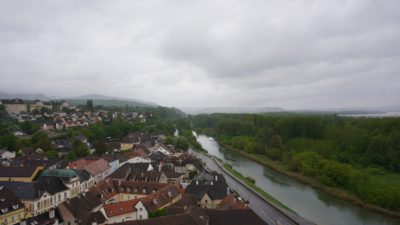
<box><xmin>1</xmin><ymin>0</ymin><xmax>399</xmax><ymax>109</ymax></box>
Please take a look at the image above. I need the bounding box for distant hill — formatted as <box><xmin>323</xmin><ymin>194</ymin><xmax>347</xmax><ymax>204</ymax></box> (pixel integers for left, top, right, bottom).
<box><xmin>0</xmin><ymin>92</ymin><xmax>158</xmax><ymax>108</ymax></box>
<box><xmin>64</xmin><ymin>94</ymin><xmax>158</xmax><ymax>108</ymax></box>
<box><xmin>181</xmin><ymin>107</ymin><xmax>284</xmax><ymax>115</ymax></box>
<box><xmin>0</xmin><ymin>92</ymin><xmax>52</xmax><ymax>100</ymax></box>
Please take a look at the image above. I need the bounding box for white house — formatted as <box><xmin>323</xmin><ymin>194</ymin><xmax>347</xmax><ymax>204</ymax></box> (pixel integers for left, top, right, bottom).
<box><xmin>102</xmin><ymin>199</ymin><xmax>148</xmax><ymax>223</ymax></box>
<box><xmin>157</xmin><ymin>146</ymin><xmax>171</xmax><ymax>155</ymax></box>
<box><xmin>0</xmin><ymin>150</ymin><xmax>16</xmax><ymax>160</ymax></box>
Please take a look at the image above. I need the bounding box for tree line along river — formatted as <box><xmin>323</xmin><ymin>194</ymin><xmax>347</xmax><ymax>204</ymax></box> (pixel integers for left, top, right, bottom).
<box><xmin>194</xmin><ymin>132</ymin><xmax>400</xmax><ymax>225</ymax></box>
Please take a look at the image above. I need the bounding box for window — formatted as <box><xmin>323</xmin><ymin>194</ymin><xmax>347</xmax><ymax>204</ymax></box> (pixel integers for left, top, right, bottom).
<box><xmin>205</xmin><ymin>200</ymin><xmax>208</xmax><ymax>203</ymax></box>
<box><xmin>64</xmin><ymin>192</ymin><xmax>67</xmax><ymax>198</ymax></box>
<box><xmin>18</xmin><ymin>213</ymin><xmax>21</xmax><ymax>220</ymax></box>
<box><xmin>139</xmin><ymin>215</ymin><xmax>142</xmax><ymax>219</ymax></box>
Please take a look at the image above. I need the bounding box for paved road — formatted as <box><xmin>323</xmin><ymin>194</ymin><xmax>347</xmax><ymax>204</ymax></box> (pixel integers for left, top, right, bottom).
<box><xmin>190</xmin><ymin>150</ymin><xmax>316</xmax><ymax>225</ymax></box>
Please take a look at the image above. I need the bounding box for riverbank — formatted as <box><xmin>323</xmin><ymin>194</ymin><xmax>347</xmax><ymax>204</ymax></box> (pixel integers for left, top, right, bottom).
<box><xmin>221</xmin><ymin>162</ymin><xmax>295</xmax><ymax>213</ymax></box>
<box><xmin>220</xmin><ymin>144</ymin><xmax>400</xmax><ymax>219</ymax></box>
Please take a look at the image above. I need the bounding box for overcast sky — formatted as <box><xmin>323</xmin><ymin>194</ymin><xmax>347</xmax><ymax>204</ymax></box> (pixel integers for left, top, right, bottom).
<box><xmin>0</xmin><ymin>0</ymin><xmax>399</xmax><ymax>109</ymax></box>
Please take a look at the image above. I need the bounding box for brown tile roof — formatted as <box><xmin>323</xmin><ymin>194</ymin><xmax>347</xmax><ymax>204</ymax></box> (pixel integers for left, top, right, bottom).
<box><xmin>165</xmin><ymin>194</ymin><xmax>198</xmax><ymax>215</ymax></box>
<box><xmin>103</xmin><ymin>198</ymin><xmax>142</xmax><ymax>217</ymax></box>
<box><xmin>141</xmin><ymin>184</ymin><xmax>182</xmax><ymax>212</ymax></box>
<box><xmin>218</xmin><ymin>194</ymin><xmax>248</xmax><ymax>210</ymax></box>
<box><xmin>68</xmin><ymin>158</ymin><xmax>96</xmax><ymax>170</ymax></box>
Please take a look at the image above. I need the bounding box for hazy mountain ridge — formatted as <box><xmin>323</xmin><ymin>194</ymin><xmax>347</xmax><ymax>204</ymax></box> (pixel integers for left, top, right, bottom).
<box><xmin>0</xmin><ymin>92</ymin><xmax>158</xmax><ymax>108</ymax></box>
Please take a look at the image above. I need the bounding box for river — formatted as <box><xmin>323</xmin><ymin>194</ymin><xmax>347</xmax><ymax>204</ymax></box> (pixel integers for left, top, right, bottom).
<box><xmin>195</xmin><ymin>133</ymin><xmax>400</xmax><ymax>225</ymax></box>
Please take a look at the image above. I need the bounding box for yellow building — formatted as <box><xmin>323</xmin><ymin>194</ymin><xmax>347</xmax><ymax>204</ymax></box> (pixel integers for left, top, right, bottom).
<box><xmin>0</xmin><ymin>99</ymin><xmax>27</xmax><ymax>114</ymax></box>
<box><xmin>0</xmin><ymin>188</ymin><xmax>26</xmax><ymax>225</ymax></box>
<box><xmin>0</xmin><ymin>166</ymin><xmax>43</xmax><ymax>182</ymax></box>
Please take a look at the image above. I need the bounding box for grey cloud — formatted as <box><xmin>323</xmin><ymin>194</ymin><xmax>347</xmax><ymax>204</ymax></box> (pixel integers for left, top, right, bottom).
<box><xmin>0</xmin><ymin>0</ymin><xmax>399</xmax><ymax>108</ymax></box>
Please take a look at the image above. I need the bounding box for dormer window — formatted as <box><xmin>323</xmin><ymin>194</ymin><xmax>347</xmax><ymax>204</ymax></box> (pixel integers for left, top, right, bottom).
<box><xmin>12</xmin><ymin>204</ymin><xmax>19</xmax><ymax>210</ymax></box>
<box><xmin>1</xmin><ymin>208</ymin><xmax>8</xmax><ymax>213</ymax></box>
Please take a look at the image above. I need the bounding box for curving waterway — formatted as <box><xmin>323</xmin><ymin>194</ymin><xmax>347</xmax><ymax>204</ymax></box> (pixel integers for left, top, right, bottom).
<box><xmin>195</xmin><ymin>133</ymin><xmax>400</xmax><ymax>225</ymax></box>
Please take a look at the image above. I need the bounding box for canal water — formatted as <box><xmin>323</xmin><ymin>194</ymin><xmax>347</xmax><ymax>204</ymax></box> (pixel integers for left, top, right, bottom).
<box><xmin>195</xmin><ymin>133</ymin><xmax>400</xmax><ymax>225</ymax></box>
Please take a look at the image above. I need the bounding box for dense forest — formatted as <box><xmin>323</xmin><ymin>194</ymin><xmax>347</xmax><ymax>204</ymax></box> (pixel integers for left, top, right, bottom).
<box><xmin>191</xmin><ymin>113</ymin><xmax>400</xmax><ymax>213</ymax></box>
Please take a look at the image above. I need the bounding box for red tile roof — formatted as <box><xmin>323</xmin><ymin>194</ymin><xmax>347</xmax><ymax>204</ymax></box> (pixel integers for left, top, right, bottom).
<box><xmin>103</xmin><ymin>198</ymin><xmax>142</xmax><ymax>217</ymax></box>
<box><xmin>83</xmin><ymin>159</ymin><xmax>111</xmax><ymax>176</ymax></box>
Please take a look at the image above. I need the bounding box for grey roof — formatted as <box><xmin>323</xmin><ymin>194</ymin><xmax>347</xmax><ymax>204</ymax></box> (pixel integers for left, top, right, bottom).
<box><xmin>62</xmin><ymin>192</ymin><xmax>105</xmax><ymax>225</ymax></box>
<box><xmin>77</xmin><ymin>170</ymin><xmax>92</xmax><ymax>182</ymax></box>
<box><xmin>132</xmin><ymin>163</ymin><xmax>151</xmax><ymax>172</ymax></box>
<box><xmin>186</xmin><ymin>173</ymin><xmax>228</xmax><ymax>201</ymax></box>
<box><xmin>0</xmin><ymin>188</ymin><xmax>25</xmax><ymax>216</ymax></box>
<box><xmin>0</xmin><ymin>177</ymin><xmax>68</xmax><ymax>200</ymax></box>
<box><xmin>0</xmin><ymin>166</ymin><xmax>38</xmax><ymax>178</ymax></box>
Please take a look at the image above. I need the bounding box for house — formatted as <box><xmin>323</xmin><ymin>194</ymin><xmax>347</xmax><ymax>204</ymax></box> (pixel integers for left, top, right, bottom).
<box><xmin>53</xmin><ymin>139</ymin><xmax>72</xmax><ymax>155</ymax></box>
<box><xmin>217</xmin><ymin>194</ymin><xmax>248</xmax><ymax>210</ymax></box>
<box><xmin>172</xmin><ymin>156</ymin><xmax>202</xmax><ymax>178</ymax></box>
<box><xmin>102</xmin><ymin>155</ymin><xmax>120</xmax><ymax>174</ymax></box>
<box><xmin>113</xmin><ymin>208</ymin><xmax>208</xmax><ymax>225</ymax></box>
<box><xmin>0</xmin><ymin>150</ymin><xmax>16</xmax><ymax>160</ymax></box>
<box><xmin>83</xmin><ymin>159</ymin><xmax>112</xmax><ymax>183</ymax></box>
<box><xmin>0</xmin><ymin>177</ymin><xmax>69</xmax><ymax>216</ymax></box>
<box><xmin>29</xmin><ymin>100</ymin><xmax>52</xmax><ymax>112</ymax></box>
<box><xmin>40</xmin><ymin>169</ymin><xmax>81</xmax><ymax>198</ymax></box>
<box><xmin>0</xmin><ymin>187</ymin><xmax>26</xmax><ymax>225</ymax></box>
<box><xmin>156</xmin><ymin>146</ymin><xmax>171</xmax><ymax>155</ymax></box>
<box><xmin>58</xmin><ymin>191</ymin><xmax>106</xmax><ymax>225</ymax></box>
<box><xmin>68</xmin><ymin>158</ymin><xmax>112</xmax><ymax>183</ymax></box>
<box><xmin>159</xmin><ymin>171</ymin><xmax>182</xmax><ymax>185</ymax></box>
<box><xmin>112</xmin><ymin>208</ymin><xmax>268</xmax><ymax>225</ymax></box>
<box><xmin>101</xmin><ymin>182</ymin><xmax>182</xmax><ymax>223</ymax></box>
<box><xmin>102</xmin><ymin>199</ymin><xmax>147</xmax><ymax>223</ymax></box>
<box><xmin>185</xmin><ymin>173</ymin><xmax>228</xmax><ymax>209</ymax></box>
<box><xmin>77</xmin><ymin>170</ymin><xmax>95</xmax><ymax>193</ymax></box>
<box><xmin>125</xmin><ymin>156</ymin><xmax>151</xmax><ymax>165</ymax></box>
<box><xmin>0</xmin><ymin>166</ymin><xmax>43</xmax><ymax>182</ymax></box>
<box><xmin>120</xmin><ymin>133</ymin><xmax>142</xmax><ymax>151</ymax></box>
<box><xmin>89</xmin><ymin>179</ymin><xmax>169</xmax><ymax>204</ymax></box>
<box><xmin>0</xmin><ymin>99</ymin><xmax>27</xmax><ymax>114</ymax></box>
<box><xmin>21</xmin><ymin>208</ymin><xmax>61</xmax><ymax>225</ymax></box>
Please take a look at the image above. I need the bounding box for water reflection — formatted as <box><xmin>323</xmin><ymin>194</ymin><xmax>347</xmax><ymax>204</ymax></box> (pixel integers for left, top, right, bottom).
<box><xmin>196</xmin><ymin>133</ymin><xmax>400</xmax><ymax>225</ymax></box>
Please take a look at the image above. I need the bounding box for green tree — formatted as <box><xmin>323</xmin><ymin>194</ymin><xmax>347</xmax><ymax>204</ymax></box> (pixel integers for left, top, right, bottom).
<box><xmin>31</xmin><ymin>131</ymin><xmax>53</xmax><ymax>151</ymax></box>
<box><xmin>93</xmin><ymin>140</ymin><xmax>107</xmax><ymax>155</ymax></box>
<box><xmin>148</xmin><ymin>208</ymin><xmax>168</xmax><ymax>218</ymax></box>
<box><xmin>175</xmin><ymin>136</ymin><xmax>189</xmax><ymax>150</ymax></box>
<box><xmin>0</xmin><ymin>134</ymin><xmax>18</xmax><ymax>151</ymax></box>
<box><xmin>20</xmin><ymin>121</ymin><xmax>40</xmax><ymax>135</ymax></box>
<box><xmin>71</xmin><ymin>140</ymin><xmax>90</xmax><ymax>157</ymax></box>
